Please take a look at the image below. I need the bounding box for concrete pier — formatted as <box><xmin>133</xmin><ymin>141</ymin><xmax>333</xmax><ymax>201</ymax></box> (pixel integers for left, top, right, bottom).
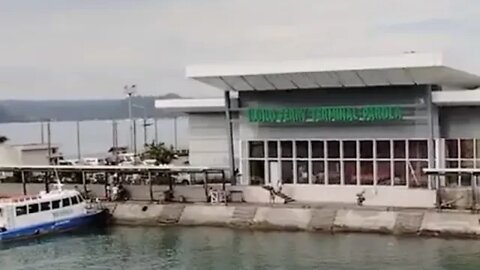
<box><xmin>105</xmin><ymin>202</ymin><xmax>480</xmax><ymax>239</ymax></box>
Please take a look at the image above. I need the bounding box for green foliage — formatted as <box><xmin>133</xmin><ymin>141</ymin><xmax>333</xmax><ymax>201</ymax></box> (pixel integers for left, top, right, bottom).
<box><xmin>142</xmin><ymin>142</ymin><xmax>175</xmax><ymax>164</ymax></box>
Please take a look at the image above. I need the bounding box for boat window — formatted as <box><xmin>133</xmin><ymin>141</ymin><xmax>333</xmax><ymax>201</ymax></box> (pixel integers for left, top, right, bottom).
<box><xmin>52</xmin><ymin>200</ymin><xmax>61</xmax><ymax>209</ymax></box>
<box><xmin>15</xmin><ymin>205</ymin><xmax>27</xmax><ymax>216</ymax></box>
<box><xmin>0</xmin><ymin>208</ymin><xmax>3</xmax><ymax>217</ymax></box>
<box><xmin>40</xmin><ymin>202</ymin><xmax>51</xmax><ymax>211</ymax></box>
<box><xmin>71</xmin><ymin>196</ymin><xmax>79</xmax><ymax>205</ymax></box>
<box><xmin>77</xmin><ymin>195</ymin><xmax>84</xmax><ymax>203</ymax></box>
<box><xmin>28</xmin><ymin>204</ymin><xmax>39</xmax><ymax>214</ymax></box>
<box><xmin>62</xmin><ymin>198</ymin><xmax>71</xmax><ymax>207</ymax></box>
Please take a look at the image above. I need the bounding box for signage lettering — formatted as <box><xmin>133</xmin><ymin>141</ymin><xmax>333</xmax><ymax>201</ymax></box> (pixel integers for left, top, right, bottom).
<box><xmin>247</xmin><ymin>106</ymin><xmax>403</xmax><ymax>123</ymax></box>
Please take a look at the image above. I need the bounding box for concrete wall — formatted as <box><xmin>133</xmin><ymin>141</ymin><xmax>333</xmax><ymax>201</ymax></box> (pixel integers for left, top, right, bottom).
<box><xmin>21</xmin><ymin>149</ymin><xmax>50</xmax><ymax>165</ymax></box>
<box><xmin>178</xmin><ymin>205</ymin><xmax>234</xmax><ymax>226</ymax></box>
<box><xmin>229</xmin><ymin>185</ymin><xmax>436</xmax><ymax>208</ymax></box>
<box><xmin>253</xmin><ymin>207</ymin><xmax>312</xmax><ymax>230</ymax></box>
<box><xmin>107</xmin><ymin>202</ymin><xmax>480</xmax><ymax>238</ymax></box>
<box><xmin>188</xmin><ymin>113</ymin><xmax>239</xmax><ymax>170</ymax></box>
<box><xmin>0</xmin><ymin>145</ymin><xmax>21</xmax><ymax>165</ymax></box>
<box><xmin>440</xmin><ymin>107</ymin><xmax>480</xmax><ymax>138</ymax></box>
<box><xmin>0</xmin><ymin>183</ymin><xmax>24</xmax><ymax>197</ymax></box>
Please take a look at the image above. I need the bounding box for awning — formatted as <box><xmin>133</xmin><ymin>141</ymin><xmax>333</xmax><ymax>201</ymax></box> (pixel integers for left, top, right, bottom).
<box><xmin>187</xmin><ymin>53</ymin><xmax>480</xmax><ymax>91</ymax></box>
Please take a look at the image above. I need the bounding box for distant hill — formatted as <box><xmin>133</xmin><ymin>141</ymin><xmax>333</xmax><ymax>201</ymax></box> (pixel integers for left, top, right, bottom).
<box><xmin>0</xmin><ymin>94</ymin><xmax>183</xmax><ymax>123</ymax></box>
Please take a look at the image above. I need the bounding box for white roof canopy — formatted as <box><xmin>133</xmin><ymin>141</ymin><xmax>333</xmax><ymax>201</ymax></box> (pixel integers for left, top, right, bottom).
<box><xmin>186</xmin><ymin>53</ymin><xmax>480</xmax><ymax>91</ymax></box>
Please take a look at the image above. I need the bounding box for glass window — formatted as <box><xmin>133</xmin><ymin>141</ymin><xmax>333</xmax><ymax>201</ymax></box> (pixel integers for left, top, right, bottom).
<box><xmin>460</xmin><ymin>175</ymin><xmax>472</xmax><ymax>187</ymax></box>
<box><xmin>446</xmin><ymin>161</ymin><xmax>459</xmax><ymax>187</ymax></box>
<box><xmin>343</xmin><ymin>161</ymin><xmax>357</xmax><ymax>185</ymax></box>
<box><xmin>16</xmin><ymin>205</ymin><xmax>27</xmax><ymax>216</ymax></box>
<box><xmin>327</xmin><ymin>141</ymin><xmax>340</xmax><ymax>159</ymax></box>
<box><xmin>460</xmin><ymin>139</ymin><xmax>474</xmax><ymax>159</ymax></box>
<box><xmin>393</xmin><ymin>162</ymin><xmax>406</xmax><ymax>186</ymax></box>
<box><xmin>249</xmin><ymin>160</ymin><xmax>265</xmax><ymax>186</ymax></box>
<box><xmin>77</xmin><ymin>195</ymin><xmax>84</xmax><ymax>203</ymax></box>
<box><xmin>460</xmin><ymin>160</ymin><xmax>474</xmax><ymax>168</ymax></box>
<box><xmin>281</xmin><ymin>141</ymin><xmax>293</xmax><ymax>158</ymax></box>
<box><xmin>327</xmin><ymin>161</ymin><xmax>340</xmax><ymax>184</ymax></box>
<box><xmin>343</xmin><ymin>141</ymin><xmax>356</xmax><ymax>159</ymax></box>
<box><xmin>360</xmin><ymin>161</ymin><xmax>374</xmax><ymax>185</ymax></box>
<box><xmin>376</xmin><ymin>140</ymin><xmax>391</xmax><ymax>159</ymax></box>
<box><xmin>393</xmin><ymin>140</ymin><xmax>406</xmax><ymax>159</ymax></box>
<box><xmin>28</xmin><ymin>204</ymin><xmax>39</xmax><ymax>214</ymax></box>
<box><xmin>249</xmin><ymin>141</ymin><xmax>264</xmax><ymax>158</ymax></box>
<box><xmin>408</xmin><ymin>140</ymin><xmax>428</xmax><ymax>159</ymax></box>
<box><xmin>377</xmin><ymin>161</ymin><xmax>392</xmax><ymax>185</ymax></box>
<box><xmin>312</xmin><ymin>161</ymin><xmax>325</xmax><ymax>184</ymax></box>
<box><xmin>296</xmin><ymin>161</ymin><xmax>309</xmax><ymax>184</ymax></box>
<box><xmin>360</xmin><ymin>141</ymin><xmax>373</xmax><ymax>159</ymax></box>
<box><xmin>476</xmin><ymin>139</ymin><xmax>480</xmax><ymax>159</ymax></box>
<box><xmin>62</xmin><ymin>198</ymin><xmax>71</xmax><ymax>207</ymax></box>
<box><xmin>52</xmin><ymin>200</ymin><xmax>61</xmax><ymax>209</ymax></box>
<box><xmin>312</xmin><ymin>141</ymin><xmax>324</xmax><ymax>158</ymax></box>
<box><xmin>296</xmin><ymin>141</ymin><xmax>308</xmax><ymax>158</ymax></box>
<box><xmin>281</xmin><ymin>161</ymin><xmax>293</xmax><ymax>184</ymax></box>
<box><xmin>40</xmin><ymin>202</ymin><xmax>51</xmax><ymax>211</ymax></box>
<box><xmin>71</xmin><ymin>196</ymin><xmax>79</xmax><ymax>205</ymax></box>
<box><xmin>267</xmin><ymin>141</ymin><xmax>278</xmax><ymax>158</ymax></box>
<box><xmin>445</xmin><ymin>139</ymin><xmax>459</xmax><ymax>159</ymax></box>
<box><xmin>408</xmin><ymin>161</ymin><xmax>428</xmax><ymax>188</ymax></box>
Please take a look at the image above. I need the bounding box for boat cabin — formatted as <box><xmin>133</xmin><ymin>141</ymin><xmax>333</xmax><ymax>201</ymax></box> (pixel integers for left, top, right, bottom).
<box><xmin>0</xmin><ymin>189</ymin><xmax>86</xmax><ymax>233</ymax></box>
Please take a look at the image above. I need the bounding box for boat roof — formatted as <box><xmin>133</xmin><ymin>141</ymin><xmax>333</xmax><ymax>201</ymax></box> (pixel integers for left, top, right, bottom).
<box><xmin>0</xmin><ymin>189</ymin><xmax>79</xmax><ymax>205</ymax></box>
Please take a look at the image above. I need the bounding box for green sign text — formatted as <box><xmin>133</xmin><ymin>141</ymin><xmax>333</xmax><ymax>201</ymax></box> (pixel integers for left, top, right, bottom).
<box><xmin>247</xmin><ymin>106</ymin><xmax>403</xmax><ymax>123</ymax></box>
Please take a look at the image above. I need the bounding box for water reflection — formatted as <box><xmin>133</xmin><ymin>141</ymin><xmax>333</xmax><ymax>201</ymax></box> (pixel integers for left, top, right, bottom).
<box><xmin>2</xmin><ymin>227</ymin><xmax>480</xmax><ymax>270</ymax></box>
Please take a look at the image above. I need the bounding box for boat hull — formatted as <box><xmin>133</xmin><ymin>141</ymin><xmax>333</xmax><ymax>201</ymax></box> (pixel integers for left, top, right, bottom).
<box><xmin>0</xmin><ymin>209</ymin><xmax>109</xmax><ymax>242</ymax></box>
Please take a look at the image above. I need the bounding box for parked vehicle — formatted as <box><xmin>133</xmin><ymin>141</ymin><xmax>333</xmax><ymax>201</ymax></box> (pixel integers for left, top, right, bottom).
<box><xmin>82</xmin><ymin>158</ymin><xmax>105</xmax><ymax>166</ymax></box>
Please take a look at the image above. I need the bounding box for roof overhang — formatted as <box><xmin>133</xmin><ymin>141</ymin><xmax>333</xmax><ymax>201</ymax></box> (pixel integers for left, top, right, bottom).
<box><xmin>155</xmin><ymin>98</ymin><xmax>232</xmax><ymax>113</ymax></box>
<box><xmin>432</xmin><ymin>89</ymin><xmax>480</xmax><ymax>106</ymax></box>
<box><xmin>187</xmin><ymin>53</ymin><xmax>480</xmax><ymax>91</ymax></box>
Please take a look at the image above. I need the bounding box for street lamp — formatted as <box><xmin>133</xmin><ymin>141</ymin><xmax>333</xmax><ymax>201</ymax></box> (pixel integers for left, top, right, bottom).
<box><xmin>124</xmin><ymin>84</ymin><xmax>136</xmax><ymax>153</ymax></box>
<box><xmin>132</xmin><ymin>103</ymin><xmax>152</xmax><ymax>146</ymax></box>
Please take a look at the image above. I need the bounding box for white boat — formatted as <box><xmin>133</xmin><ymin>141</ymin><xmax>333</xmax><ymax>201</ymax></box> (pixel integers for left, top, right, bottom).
<box><xmin>0</xmin><ymin>182</ymin><xmax>108</xmax><ymax>241</ymax></box>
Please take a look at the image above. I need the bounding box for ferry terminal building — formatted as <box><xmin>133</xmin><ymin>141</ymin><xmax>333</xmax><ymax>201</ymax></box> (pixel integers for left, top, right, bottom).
<box><xmin>156</xmin><ymin>53</ymin><xmax>480</xmax><ymax>208</ymax></box>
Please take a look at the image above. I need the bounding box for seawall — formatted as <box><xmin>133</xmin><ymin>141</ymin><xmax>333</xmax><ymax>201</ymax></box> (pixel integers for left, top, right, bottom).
<box><xmin>105</xmin><ymin>202</ymin><xmax>480</xmax><ymax>239</ymax></box>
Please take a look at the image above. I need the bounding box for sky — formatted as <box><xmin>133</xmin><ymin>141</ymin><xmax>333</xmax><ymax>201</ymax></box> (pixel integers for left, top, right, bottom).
<box><xmin>0</xmin><ymin>0</ymin><xmax>479</xmax><ymax>100</ymax></box>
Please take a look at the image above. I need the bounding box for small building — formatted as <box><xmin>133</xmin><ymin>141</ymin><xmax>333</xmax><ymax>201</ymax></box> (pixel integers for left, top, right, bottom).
<box><xmin>157</xmin><ymin>52</ymin><xmax>480</xmax><ymax>208</ymax></box>
<box><xmin>0</xmin><ymin>143</ymin><xmax>61</xmax><ymax>165</ymax></box>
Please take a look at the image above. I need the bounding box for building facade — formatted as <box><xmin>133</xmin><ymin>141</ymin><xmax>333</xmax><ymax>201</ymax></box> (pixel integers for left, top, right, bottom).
<box><xmin>157</xmin><ymin>53</ymin><xmax>480</xmax><ymax>207</ymax></box>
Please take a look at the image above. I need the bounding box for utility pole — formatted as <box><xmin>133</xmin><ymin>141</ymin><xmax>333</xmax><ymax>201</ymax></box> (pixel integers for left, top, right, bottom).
<box><xmin>133</xmin><ymin>119</ymin><xmax>137</xmax><ymax>160</ymax></box>
<box><xmin>154</xmin><ymin>117</ymin><xmax>158</xmax><ymax>144</ymax></box>
<box><xmin>112</xmin><ymin>120</ymin><xmax>119</xmax><ymax>164</ymax></box>
<box><xmin>40</xmin><ymin>122</ymin><xmax>45</xmax><ymax>144</ymax></box>
<box><xmin>173</xmin><ymin>117</ymin><xmax>178</xmax><ymax>150</ymax></box>
<box><xmin>46</xmin><ymin>120</ymin><xmax>52</xmax><ymax>193</ymax></box>
<box><xmin>76</xmin><ymin>121</ymin><xmax>81</xmax><ymax>161</ymax></box>
<box><xmin>124</xmin><ymin>85</ymin><xmax>136</xmax><ymax>152</ymax></box>
<box><xmin>143</xmin><ymin>118</ymin><xmax>148</xmax><ymax>146</ymax></box>
<box><xmin>47</xmin><ymin>120</ymin><xmax>52</xmax><ymax>164</ymax></box>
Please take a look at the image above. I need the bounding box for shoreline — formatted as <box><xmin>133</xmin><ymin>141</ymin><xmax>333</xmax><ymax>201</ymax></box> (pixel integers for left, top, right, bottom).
<box><xmin>104</xmin><ymin>202</ymin><xmax>480</xmax><ymax>239</ymax></box>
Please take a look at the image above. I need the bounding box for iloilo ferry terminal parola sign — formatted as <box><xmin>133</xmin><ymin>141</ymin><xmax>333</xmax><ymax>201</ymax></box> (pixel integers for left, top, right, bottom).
<box><xmin>246</xmin><ymin>106</ymin><xmax>403</xmax><ymax>123</ymax></box>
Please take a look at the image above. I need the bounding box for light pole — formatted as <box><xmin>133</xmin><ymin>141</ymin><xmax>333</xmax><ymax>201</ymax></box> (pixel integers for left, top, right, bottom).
<box><xmin>124</xmin><ymin>85</ymin><xmax>136</xmax><ymax>152</ymax></box>
<box><xmin>133</xmin><ymin>103</ymin><xmax>151</xmax><ymax>146</ymax></box>
<box><xmin>76</xmin><ymin>121</ymin><xmax>81</xmax><ymax>161</ymax></box>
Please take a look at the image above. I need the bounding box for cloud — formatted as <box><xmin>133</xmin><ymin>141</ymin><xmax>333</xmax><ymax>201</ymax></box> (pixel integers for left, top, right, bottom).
<box><xmin>0</xmin><ymin>0</ymin><xmax>478</xmax><ymax>99</ymax></box>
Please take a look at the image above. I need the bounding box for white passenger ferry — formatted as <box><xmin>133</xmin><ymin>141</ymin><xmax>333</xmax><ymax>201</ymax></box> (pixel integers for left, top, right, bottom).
<box><xmin>0</xmin><ymin>182</ymin><xmax>108</xmax><ymax>241</ymax></box>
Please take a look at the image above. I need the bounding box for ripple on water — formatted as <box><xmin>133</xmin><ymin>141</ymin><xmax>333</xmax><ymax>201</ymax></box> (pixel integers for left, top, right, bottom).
<box><xmin>2</xmin><ymin>227</ymin><xmax>480</xmax><ymax>270</ymax></box>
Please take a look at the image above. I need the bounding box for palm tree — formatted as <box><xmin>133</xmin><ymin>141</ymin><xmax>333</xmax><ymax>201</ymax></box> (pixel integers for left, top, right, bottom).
<box><xmin>142</xmin><ymin>142</ymin><xmax>175</xmax><ymax>165</ymax></box>
<box><xmin>0</xmin><ymin>136</ymin><xmax>8</xmax><ymax>144</ymax></box>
